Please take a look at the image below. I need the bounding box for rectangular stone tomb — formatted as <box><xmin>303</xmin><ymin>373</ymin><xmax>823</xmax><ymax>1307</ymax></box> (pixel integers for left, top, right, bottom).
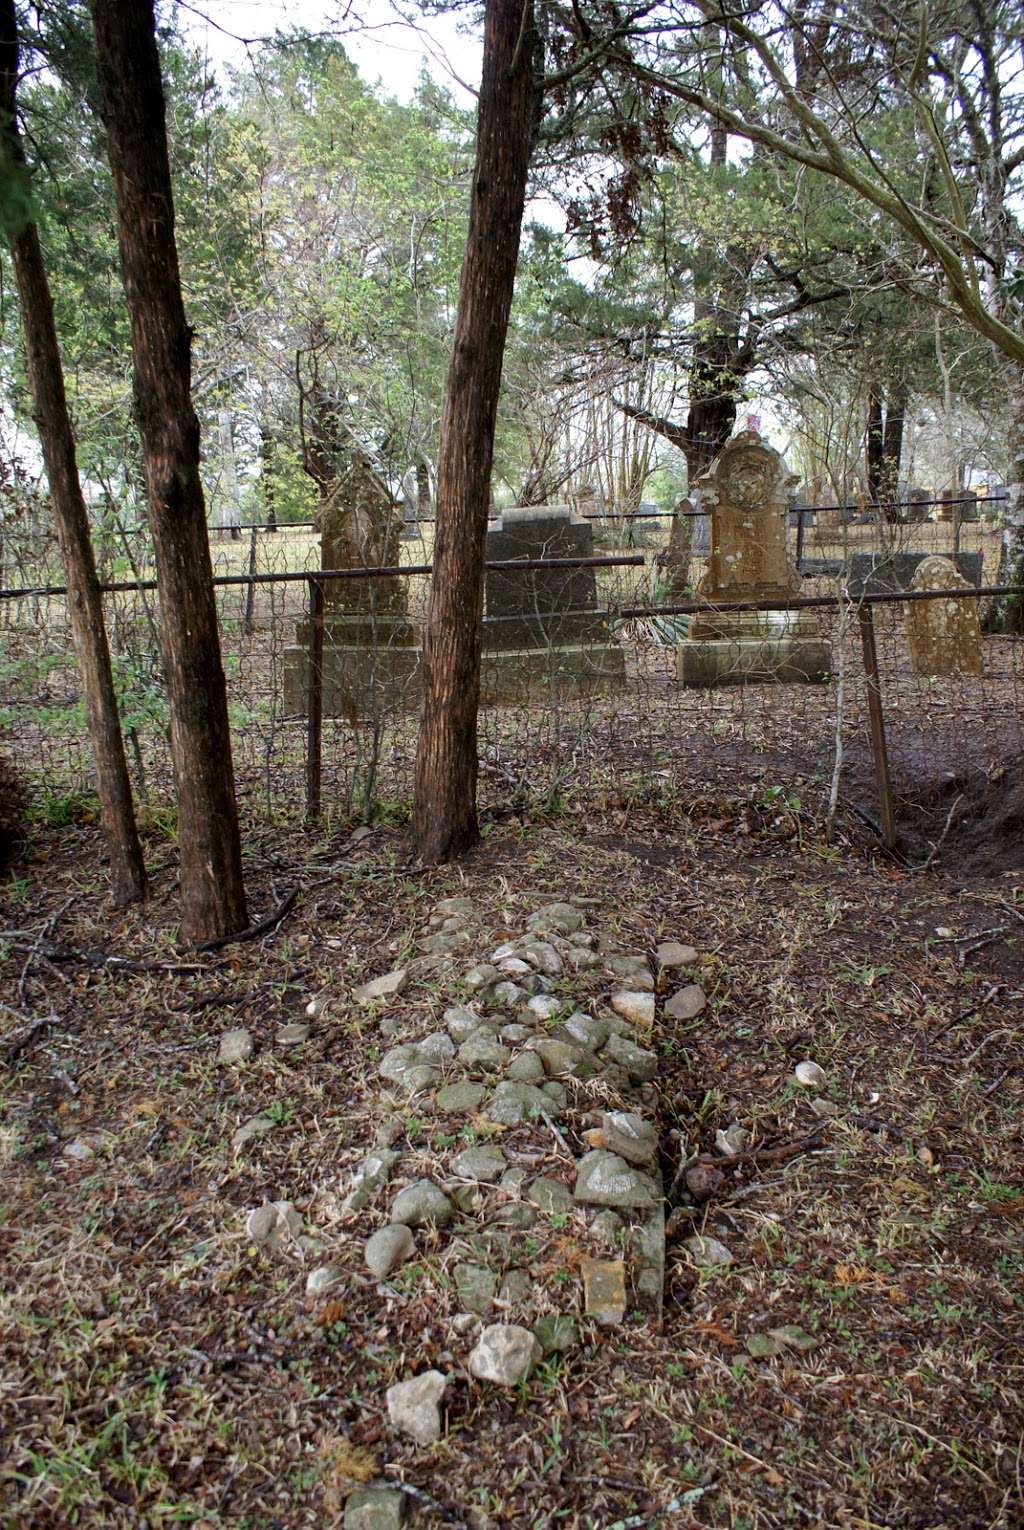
<box><xmin>479</xmin><ymin>506</ymin><xmax>626</xmax><ymax>704</ymax></box>
<box><xmin>677</xmin><ymin>431</ymin><xmax>831</xmax><ymax>687</ymax></box>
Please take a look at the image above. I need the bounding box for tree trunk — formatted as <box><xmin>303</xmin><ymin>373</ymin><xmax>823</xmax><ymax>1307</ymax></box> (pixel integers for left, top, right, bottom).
<box><xmin>416</xmin><ymin>459</ymin><xmax>432</xmax><ymax>517</ymax></box>
<box><xmin>410</xmin><ymin>0</ymin><xmax>541</xmax><ymax>862</ymax></box>
<box><xmin>90</xmin><ymin>0</ymin><xmax>247</xmax><ymax>941</ymax></box>
<box><xmin>880</xmin><ymin>384</ymin><xmax>905</xmax><ymax>519</ymax></box>
<box><xmin>865</xmin><ymin>385</ymin><xmax>885</xmax><ymax>503</ymax></box>
<box><xmin>0</xmin><ymin>0</ymin><xmax>147</xmax><ymax>907</ymax></box>
<box><xmin>995</xmin><ymin>367</ymin><xmax>1024</xmax><ymax>633</ymax></box>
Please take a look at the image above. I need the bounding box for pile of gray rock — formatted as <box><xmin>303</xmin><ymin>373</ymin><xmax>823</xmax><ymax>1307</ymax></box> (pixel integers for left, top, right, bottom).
<box><xmin>336</xmin><ymin>898</ymin><xmax>705</xmax><ymax>1484</ymax></box>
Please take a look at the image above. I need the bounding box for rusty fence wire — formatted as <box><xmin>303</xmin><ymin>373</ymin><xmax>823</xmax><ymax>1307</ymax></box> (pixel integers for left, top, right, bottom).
<box><xmin>1</xmin><ymin>517</ymin><xmax>1022</xmax><ymax>867</ymax></box>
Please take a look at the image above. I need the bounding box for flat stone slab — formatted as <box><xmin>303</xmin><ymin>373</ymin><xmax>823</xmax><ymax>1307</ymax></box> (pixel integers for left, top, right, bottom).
<box><xmin>610</xmin><ymin>991</ymin><xmax>655</xmax><ymax>1028</ymax></box>
<box><xmin>574</xmin><ymin>1150</ymin><xmax>660</xmax><ymax>1208</ymax></box>
<box><xmin>485</xmin><ymin>1080</ymin><xmax>560</xmax><ymax>1124</ymax></box>
<box><xmin>345</xmin><ymin>1486</ymin><xmax>407</xmax><ymax>1529</ymax></box>
<box><xmin>582</xmin><ymin>1258</ymin><xmax>627</xmax><ymax>1325</ymax></box>
<box><xmin>387</xmin><ymin>1370</ymin><xmax>447</xmax><ymax>1445</ymax></box>
<box><xmin>219</xmin><ymin>1028</ymin><xmax>254</xmax><ymax>1065</ymax></box>
<box><xmin>354</xmin><ymin>969</ymin><xmax>408</xmax><ymax>1004</ymax></box>
<box><xmin>526</xmin><ymin>902</ymin><xmax>586</xmax><ymax>935</ymax></box>
<box><xmin>390</xmin><ymin>1180</ymin><xmax>453</xmax><ymax>1227</ymax></box>
<box><xmin>527</xmin><ymin>1176</ymin><xmax>574</xmax><ymax>1215</ymax></box>
<box><xmin>602</xmin><ymin>1032</ymin><xmax>658</xmax><ymax>1081</ymax></box>
<box><xmin>664</xmin><ymin>983</ymin><xmax>707</xmax><ymax>1021</ymax></box>
<box><xmin>454</xmin><ymin>1262</ymin><xmax>497</xmax><ymax>1313</ymax></box>
<box><xmin>457</xmin><ymin>1032</ymin><xmax>511</xmax><ymax>1070</ymax></box>
<box><xmin>451</xmin><ymin>1145</ymin><xmax>506</xmax><ymax>1182</ymax></box>
<box><xmin>601</xmin><ymin>1110</ymin><xmax>657</xmax><ymax>1166</ymax></box>
<box><xmin>435</xmin><ymin>1081</ymin><xmax>486</xmax><ymax>1112</ymax></box>
<box><xmin>656</xmin><ymin>941</ymin><xmax>699</xmax><ymax>970</ymax></box>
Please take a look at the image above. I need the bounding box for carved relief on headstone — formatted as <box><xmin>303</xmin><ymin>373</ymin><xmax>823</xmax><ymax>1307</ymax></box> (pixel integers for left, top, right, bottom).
<box><xmin>694</xmin><ymin>431</ymin><xmax>801</xmax><ymax>606</ymax></box>
<box><xmin>906</xmin><ymin>555</ymin><xmax>983</xmax><ymax>677</ymax></box>
<box><xmin>677</xmin><ymin>430</ymin><xmax>830</xmax><ymax>685</ymax></box>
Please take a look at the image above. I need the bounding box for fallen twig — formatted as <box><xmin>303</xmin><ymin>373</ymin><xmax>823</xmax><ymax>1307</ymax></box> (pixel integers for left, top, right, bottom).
<box><xmin>907</xmin><ymin>792</ymin><xmax>963</xmax><ymax>872</ymax></box>
<box><xmin>669</xmin><ymin>1131</ymin><xmax>826</xmax><ymax>1201</ymax></box>
<box><xmin>2</xmin><ymin>1010</ymin><xmax>61</xmax><ymax>1064</ymax></box>
<box><xmin>12</xmin><ymin>937</ymin><xmax>216</xmax><ymax>976</ymax></box>
<box><xmin>191</xmin><ymin>889</ymin><xmax>298</xmax><ymax>953</ymax></box>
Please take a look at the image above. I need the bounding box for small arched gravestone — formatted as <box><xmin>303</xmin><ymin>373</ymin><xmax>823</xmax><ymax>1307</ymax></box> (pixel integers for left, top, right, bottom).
<box><xmin>906</xmin><ymin>555</ymin><xmax>983</xmax><ymax>677</ymax></box>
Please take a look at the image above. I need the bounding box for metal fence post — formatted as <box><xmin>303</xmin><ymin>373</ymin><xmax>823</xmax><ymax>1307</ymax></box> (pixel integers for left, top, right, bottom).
<box><xmin>795</xmin><ymin>508</ymin><xmax>807</xmax><ymax>573</ymax></box>
<box><xmin>306</xmin><ymin>575</ymin><xmax>324</xmax><ymax>822</ymax></box>
<box><xmin>857</xmin><ymin>602</ymin><xmax>897</xmax><ymax>850</ymax></box>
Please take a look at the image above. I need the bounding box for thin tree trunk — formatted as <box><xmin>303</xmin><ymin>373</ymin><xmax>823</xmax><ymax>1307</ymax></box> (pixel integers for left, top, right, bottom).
<box><xmin>0</xmin><ymin>0</ymin><xmax>147</xmax><ymax>907</ymax></box>
<box><xmin>880</xmin><ymin>384</ymin><xmax>905</xmax><ymax>516</ymax></box>
<box><xmin>865</xmin><ymin>385</ymin><xmax>885</xmax><ymax>503</ymax></box>
<box><xmin>410</xmin><ymin>0</ymin><xmax>541</xmax><ymax>862</ymax></box>
<box><xmin>90</xmin><ymin>0</ymin><xmax>247</xmax><ymax>940</ymax></box>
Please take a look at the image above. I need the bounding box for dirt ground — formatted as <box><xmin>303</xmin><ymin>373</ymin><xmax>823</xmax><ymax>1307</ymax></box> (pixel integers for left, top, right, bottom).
<box><xmin>1</xmin><ymin>793</ymin><xmax>1022</xmax><ymax>1529</ymax></box>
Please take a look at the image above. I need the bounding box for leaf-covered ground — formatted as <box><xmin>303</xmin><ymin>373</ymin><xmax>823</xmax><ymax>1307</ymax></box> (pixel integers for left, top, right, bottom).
<box><xmin>1</xmin><ymin>798</ymin><xmax>1022</xmax><ymax>1528</ymax></box>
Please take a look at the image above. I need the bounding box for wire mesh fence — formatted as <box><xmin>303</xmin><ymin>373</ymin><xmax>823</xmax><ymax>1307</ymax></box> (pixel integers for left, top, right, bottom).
<box><xmin>2</xmin><ymin>511</ymin><xmax>1022</xmax><ymax>869</ymax></box>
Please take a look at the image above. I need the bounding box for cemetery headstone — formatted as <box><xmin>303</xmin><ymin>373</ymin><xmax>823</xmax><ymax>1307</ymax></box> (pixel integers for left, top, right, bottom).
<box><xmin>480</xmin><ymin>505</ymin><xmax>626</xmax><ymax>702</ymax></box>
<box><xmin>906</xmin><ymin>555</ymin><xmax>983</xmax><ymax>677</ymax></box>
<box><xmin>847</xmin><ymin>549</ymin><xmax>983</xmax><ymax>595</ymax></box>
<box><xmin>283</xmin><ymin>451</ymin><xmax>421</xmax><ymax>716</ymax></box>
<box><xmin>905</xmin><ymin>487</ymin><xmax>931</xmax><ymax>523</ymax></box>
<box><xmin>677</xmin><ymin>430</ymin><xmax>831</xmax><ymax>686</ymax></box>
<box><xmin>660</xmin><ymin>497</ymin><xmax>693</xmax><ymax>595</ymax></box>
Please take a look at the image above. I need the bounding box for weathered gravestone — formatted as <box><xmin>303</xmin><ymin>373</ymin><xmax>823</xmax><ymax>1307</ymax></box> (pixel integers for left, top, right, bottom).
<box><xmin>904</xmin><ymin>487</ymin><xmax>932</xmax><ymax>523</ymax></box>
<box><xmin>283</xmin><ymin>452</ymin><xmax>420</xmax><ymax>716</ymax></box>
<box><xmin>480</xmin><ymin>506</ymin><xmax>626</xmax><ymax>702</ymax></box>
<box><xmin>660</xmin><ymin>497</ymin><xmax>693</xmax><ymax>596</ymax></box>
<box><xmin>677</xmin><ymin>431</ymin><xmax>831</xmax><ymax>686</ymax></box>
<box><xmin>937</xmin><ymin>487</ymin><xmax>979</xmax><ymax>523</ymax></box>
<box><xmin>847</xmin><ymin>549</ymin><xmax>983</xmax><ymax>595</ymax></box>
<box><xmin>906</xmin><ymin>555</ymin><xmax>983</xmax><ymax>677</ymax></box>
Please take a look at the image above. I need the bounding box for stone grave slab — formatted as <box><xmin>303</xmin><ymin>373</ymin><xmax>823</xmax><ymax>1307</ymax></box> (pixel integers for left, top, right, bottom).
<box><xmin>480</xmin><ymin>506</ymin><xmax>626</xmax><ymax>703</ymax></box>
<box><xmin>678</xmin><ymin>431</ymin><xmax>831</xmax><ymax>687</ymax></box>
<box><xmin>906</xmin><ymin>555</ymin><xmax>983</xmax><ymax>677</ymax></box>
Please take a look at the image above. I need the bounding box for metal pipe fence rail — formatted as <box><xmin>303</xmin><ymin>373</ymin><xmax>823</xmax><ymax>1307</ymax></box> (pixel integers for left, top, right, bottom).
<box><xmin>1</xmin><ymin>549</ymin><xmax>1021</xmax><ymax>860</ymax></box>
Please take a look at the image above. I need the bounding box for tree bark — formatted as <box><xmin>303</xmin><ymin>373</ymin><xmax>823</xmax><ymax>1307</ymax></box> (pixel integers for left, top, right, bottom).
<box><xmin>0</xmin><ymin>0</ymin><xmax>147</xmax><ymax>907</ymax></box>
<box><xmin>410</xmin><ymin>0</ymin><xmax>541</xmax><ymax>862</ymax></box>
<box><xmin>865</xmin><ymin>385</ymin><xmax>885</xmax><ymax>504</ymax></box>
<box><xmin>90</xmin><ymin>0</ymin><xmax>247</xmax><ymax>940</ymax></box>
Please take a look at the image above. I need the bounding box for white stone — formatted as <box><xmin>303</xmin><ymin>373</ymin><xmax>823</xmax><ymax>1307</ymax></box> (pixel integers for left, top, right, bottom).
<box><xmin>684</xmin><ymin>1234</ymin><xmax>733</xmax><ymax>1267</ymax></box>
<box><xmin>387</xmin><ymin>1370</ymin><xmax>447</xmax><ymax>1445</ymax></box>
<box><xmin>527</xmin><ymin>994</ymin><xmax>562</xmax><ymax>1022</ymax></box>
<box><xmin>353</xmin><ymin>969</ymin><xmax>408</xmax><ymax>1004</ymax></box>
<box><xmin>795</xmin><ymin>1060</ymin><xmax>826</xmax><ymax>1088</ymax></box>
<box><xmin>610</xmin><ymin>991</ymin><xmax>655</xmax><ymax>1028</ymax></box>
<box><xmin>246</xmin><ymin>1200</ymin><xmax>302</xmax><ymax>1251</ymax></box>
<box><xmin>468</xmin><ymin>1323</ymin><xmax>541</xmax><ymax>1386</ymax></box>
<box><xmin>219</xmin><ymin>1027</ymin><xmax>254</xmax><ymax>1064</ymax></box>
<box><xmin>365</xmin><ymin>1224</ymin><xmax>415</xmax><ymax>1278</ymax></box>
<box><xmin>664</xmin><ymin>985</ymin><xmax>707</xmax><ymax>1021</ymax></box>
<box><xmin>656</xmin><ymin>941</ymin><xmax>699</xmax><ymax>970</ymax></box>
<box><xmin>306</xmin><ymin>1264</ymin><xmax>344</xmax><ymax>1297</ymax></box>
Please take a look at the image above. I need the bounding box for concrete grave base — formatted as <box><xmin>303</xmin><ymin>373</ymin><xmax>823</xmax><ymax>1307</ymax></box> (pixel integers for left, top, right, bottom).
<box><xmin>283</xmin><ymin>617</ymin><xmax>421</xmax><ymax>717</ymax></box>
<box><xmin>678</xmin><ymin>633</ymin><xmax>831</xmax><ymax>687</ymax></box>
<box><xmin>479</xmin><ymin>642</ymin><xmax>626</xmax><ymax>705</ymax></box>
